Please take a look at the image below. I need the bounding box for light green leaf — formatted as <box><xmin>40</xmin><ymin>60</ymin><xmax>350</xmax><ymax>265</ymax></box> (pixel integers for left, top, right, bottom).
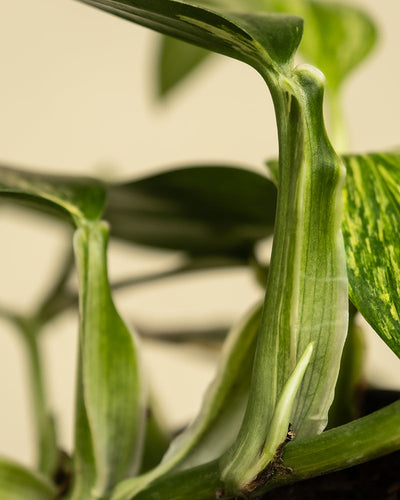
<box><xmin>111</xmin><ymin>302</ymin><xmax>262</xmax><ymax>500</ymax></box>
<box><xmin>105</xmin><ymin>165</ymin><xmax>277</xmax><ymax>256</ymax></box>
<box><xmin>221</xmin><ymin>342</ymin><xmax>314</xmax><ymax>493</ymax></box>
<box><xmin>76</xmin><ymin>0</ymin><xmax>304</xmax><ymax>76</ymax></box>
<box><xmin>0</xmin><ymin>164</ymin><xmax>106</xmax><ymax>225</ymax></box>
<box><xmin>269</xmin><ymin>0</ymin><xmax>377</xmax><ymax>92</ymax></box>
<box><xmin>342</xmin><ymin>153</ymin><xmax>400</xmax><ymax>358</ymax></box>
<box><xmin>128</xmin><ymin>398</ymin><xmax>400</xmax><ymax>499</ymax></box>
<box><xmin>0</xmin><ymin>458</ymin><xmax>56</xmax><ymax>500</ymax></box>
<box><xmin>71</xmin><ymin>221</ymin><xmax>144</xmax><ymax>498</ymax></box>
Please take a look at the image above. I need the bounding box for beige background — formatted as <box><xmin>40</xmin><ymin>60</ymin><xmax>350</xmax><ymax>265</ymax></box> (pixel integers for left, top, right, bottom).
<box><xmin>1</xmin><ymin>0</ymin><xmax>400</xmax><ymax>467</ymax></box>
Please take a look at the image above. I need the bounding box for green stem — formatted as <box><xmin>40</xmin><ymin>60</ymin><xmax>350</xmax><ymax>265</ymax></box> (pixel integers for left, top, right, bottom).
<box><xmin>260</xmin><ymin>399</ymin><xmax>400</xmax><ymax>494</ymax></box>
<box><xmin>15</xmin><ymin>318</ymin><xmax>58</xmax><ymax>477</ymax></box>
<box><xmin>129</xmin><ymin>400</ymin><xmax>400</xmax><ymax>500</ymax></box>
<box><xmin>125</xmin><ymin>460</ymin><xmax>222</xmax><ymax>500</ymax></box>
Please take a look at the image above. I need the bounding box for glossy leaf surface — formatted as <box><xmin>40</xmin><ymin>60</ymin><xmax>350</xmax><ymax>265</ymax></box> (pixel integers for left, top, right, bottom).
<box><xmin>0</xmin><ymin>164</ymin><xmax>106</xmax><ymax>225</ymax></box>
<box><xmin>156</xmin><ymin>0</ymin><xmax>377</xmax><ymax>96</ymax></box>
<box><xmin>72</xmin><ymin>222</ymin><xmax>144</xmax><ymax>497</ymax></box>
<box><xmin>105</xmin><ymin>165</ymin><xmax>277</xmax><ymax>256</ymax></box>
<box><xmin>269</xmin><ymin>0</ymin><xmax>377</xmax><ymax>91</ymax></box>
<box><xmin>77</xmin><ymin>0</ymin><xmax>303</xmax><ymax>76</ymax></box>
<box><xmin>0</xmin><ymin>458</ymin><xmax>56</xmax><ymax>500</ymax></box>
<box><xmin>342</xmin><ymin>153</ymin><xmax>400</xmax><ymax>357</ymax></box>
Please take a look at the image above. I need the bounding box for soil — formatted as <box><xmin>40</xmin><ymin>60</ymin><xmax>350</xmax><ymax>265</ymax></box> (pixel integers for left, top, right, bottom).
<box><xmin>259</xmin><ymin>389</ymin><xmax>400</xmax><ymax>500</ymax></box>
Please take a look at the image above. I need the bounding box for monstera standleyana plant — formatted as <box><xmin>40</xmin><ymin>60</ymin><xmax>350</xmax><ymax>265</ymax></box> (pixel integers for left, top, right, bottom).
<box><xmin>1</xmin><ymin>1</ymin><xmax>399</xmax><ymax>499</ymax></box>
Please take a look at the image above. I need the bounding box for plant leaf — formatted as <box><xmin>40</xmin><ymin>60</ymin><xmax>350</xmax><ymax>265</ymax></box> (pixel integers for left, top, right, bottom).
<box><xmin>269</xmin><ymin>0</ymin><xmax>377</xmax><ymax>92</ymax></box>
<box><xmin>105</xmin><ymin>165</ymin><xmax>277</xmax><ymax>256</ymax></box>
<box><xmin>76</xmin><ymin>0</ymin><xmax>304</xmax><ymax>76</ymax></box>
<box><xmin>342</xmin><ymin>153</ymin><xmax>400</xmax><ymax>358</ymax></box>
<box><xmin>220</xmin><ymin>66</ymin><xmax>348</xmax><ymax>493</ymax></box>
<box><xmin>111</xmin><ymin>302</ymin><xmax>262</xmax><ymax>500</ymax></box>
<box><xmin>0</xmin><ymin>457</ymin><xmax>56</xmax><ymax>500</ymax></box>
<box><xmin>157</xmin><ymin>36</ymin><xmax>209</xmax><ymax>97</ymax></box>
<box><xmin>71</xmin><ymin>221</ymin><xmax>144</xmax><ymax>497</ymax></box>
<box><xmin>155</xmin><ymin>0</ymin><xmax>377</xmax><ymax>97</ymax></box>
<box><xmin>0</xmin><ymin>164</ymin><xmax>106</xmax><ymax>225</ymax></box>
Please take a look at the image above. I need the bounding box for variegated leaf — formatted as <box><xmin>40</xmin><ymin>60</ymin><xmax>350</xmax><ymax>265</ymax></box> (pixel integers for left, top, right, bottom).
<box><xmin>0</xmin><ymin>164</ymin><xmax>106</xmax><ymax>225</ymax></box>
<box><xmin>343</xmin><ymin>153</ymin><xmax>400</xmax><ymax>357</ymax></box>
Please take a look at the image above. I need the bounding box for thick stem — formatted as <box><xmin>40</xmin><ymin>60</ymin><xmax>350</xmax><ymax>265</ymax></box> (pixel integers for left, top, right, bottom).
<box><xmin>127</xmin><ymin>400</ymin><xmax>400</xmax><ymax>500</ymax></box>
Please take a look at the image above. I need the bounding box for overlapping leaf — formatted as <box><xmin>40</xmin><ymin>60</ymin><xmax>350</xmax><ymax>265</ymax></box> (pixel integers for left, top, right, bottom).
<box><xmin>0</xmin><ymin>164</ymin><xmax>106</xmax><ymax>225</ymax></box>
<box><xmin>342</xmin><ymin>153</ymin><xmax>400</xmax><ymax>357</ymax></box>
<box><xmin>0</xmin><ymin>458</ymin><xmax>56</xmax><ymax>500</ymax></box>
<box><xmin>269</xmin><ymin>0</ymin><xmax>377</xmax><ymax>91</ymax></box>
<box><xmin>156</xmin><ymin>0</ymin><xmax>377</xmax><ymax>96</ymax></box>
<box><xmin>105</xmin><ymin>165</ymin><xmax>277</xmax><ymax>256</ymax></box>
<box><xmin>77</xmin><ymin>0</ymin><xmax>304</xmax><ymax>77</ymax></box>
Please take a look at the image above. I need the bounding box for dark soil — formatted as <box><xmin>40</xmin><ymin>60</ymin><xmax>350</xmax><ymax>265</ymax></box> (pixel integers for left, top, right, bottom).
<box><xmin>260</xmin><ymin>449</ymin><xmax>400</xmax><ymax>500</ymax></box>
<box><xmin>260</xmin><ymin>389</ymin><xmax>400</xmax><ymax>500</ymax></box>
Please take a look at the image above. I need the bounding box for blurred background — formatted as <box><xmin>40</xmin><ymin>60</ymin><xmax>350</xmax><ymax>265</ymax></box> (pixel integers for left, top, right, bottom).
<box><xmin>0</xmin><ymin>0</ymin><xmax>400</xmax><ymax>468</ymax></box>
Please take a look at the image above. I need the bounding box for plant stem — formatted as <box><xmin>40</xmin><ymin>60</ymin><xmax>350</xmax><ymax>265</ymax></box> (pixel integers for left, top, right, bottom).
<box><xmin>260</xmin><ymin>399</ymin><xmax>400</xmax><ymax>494</ymax></box>
<box><xmin>129</xmin><ymin>400</ymin><xmax>400</xmax><ymax>499</ymax></box>
<box><xmin>15</xmin><ymin>317</ymin><xmax>58</xmax><ymax>477</ymax></box>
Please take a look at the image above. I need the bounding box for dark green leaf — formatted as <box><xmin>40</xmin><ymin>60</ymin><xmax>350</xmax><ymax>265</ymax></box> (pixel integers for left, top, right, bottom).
<box><xmin>269</xmin><ymin>0</ymin><xmax>378</xmax><ymax>91</ymax></box>
<box><xmin>155</xmin><ymin>0</ymin><xmax>377</xmax><ymax>97</ymax></box>
<box><xmin>342</xmin><ymin>153</ymin><xmax>400</xmax><ymax>357</ymax></box>
<box><xmin>0</xmin><ymin>458</ymin><xmax>56</xmax><ymax>500</ymax></box>
<box><xmin>0</xmin><ymin>164</ymin><xmax>106</xmax><ymax>225</ymax></box>
<box><xmin>157</xmin><ymin>36</ymin><xmax>209</xmax><ymax>97</ymax></box>
<box><xmin>105</xmin><ymin>165</ymin><xmax>277</xmax><ymax>256</ymax></box>
<box><xmin>77</xmin><ymin>0</ymin><xmax>303</xmax><ymax>75</ymax></box>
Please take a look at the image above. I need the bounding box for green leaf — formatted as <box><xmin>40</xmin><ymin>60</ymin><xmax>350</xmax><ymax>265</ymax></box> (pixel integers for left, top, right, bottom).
<box><xmin>0</xmin><ymin>458</ymin><xmax>56</xmax><ymax>500</ymax></box>
<box><xmin>342</xmin><ymin>153</ymin><xmax>400</xmax><ymax>358</ymax></box>
<box><xmin>221</xmin><ymin>342</ymin><xmax>314</xmax><ymax>493</ymax></box>
<box><xmin>157</xmin><ymin>36</ymin><xmax>209</xmax><ymax>97</ymax></box>
<box><xmin>0</xmin><ymin>164</ymin><xmax>106</xmax><ymax>225</ymax></box>
<box><xmin>105</xmin><ymin>165</ymin><xmax>277</xmax><ymax>256</ymax></box>
<box><xmin>155</xmin><ymin>0</ymin><xmax>377</xmax><ymax>97</ymax></box>
<box><xmin>220</xmin><ymin>66</ymin><xmax>349</xmax><ymax>493</ymax></box>
<box><xmin>71</xmin><ymin>221</ymin><xmax>144</xmax><ymax>498</ymax></box>
<box><xmin>111</xmin><ymin>302</ymin><xmax>262</xmax><ymax>500</ymax></box>
<box><xmin>269</xmin><ymin>0</ymin><xmax>377</xmax><ymax>91</ymax></box>
<box><xmin>76</xmin><ymin>0</ymin><xmax>304</xmax><ymax>76</ymax></box>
